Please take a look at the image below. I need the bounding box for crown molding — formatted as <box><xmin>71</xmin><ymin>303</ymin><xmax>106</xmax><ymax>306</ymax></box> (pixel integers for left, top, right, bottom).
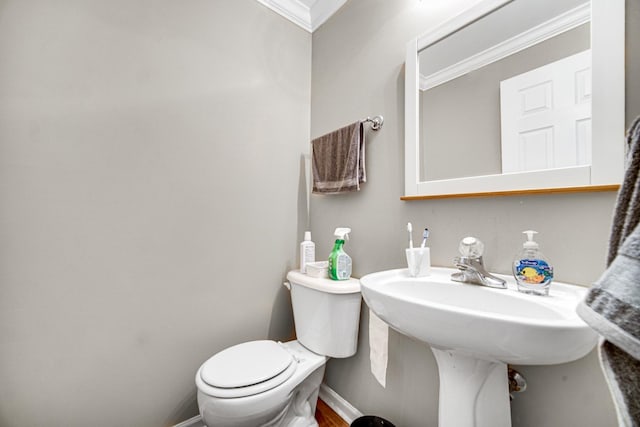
<box><xmin>419</xmin><ymin>3</ymin><xmax>590</xmax><ymax>91</ymax></box>
<box><xmin>255</xmin><ymin>0</ymin><xmax>347</xmax><ymax>32</ymax></box>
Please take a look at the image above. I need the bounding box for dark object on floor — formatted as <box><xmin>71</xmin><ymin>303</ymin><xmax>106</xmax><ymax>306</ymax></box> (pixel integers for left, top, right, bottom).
<box><xmin>350</xmin><ymin>416</ymin><xmax>396</xmax><ymax>427</ymax></box>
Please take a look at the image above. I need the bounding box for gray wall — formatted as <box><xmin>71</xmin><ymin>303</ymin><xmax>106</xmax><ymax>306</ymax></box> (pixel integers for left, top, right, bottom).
<box><xmin>0</xmin><ymin>1</ymin><xmax>310</xmax><ymax>426</ymax></box>
<box><xmin>312</xmin><ymin>0</ymin><xmax>639</xmax><ymax>426</ymax></box>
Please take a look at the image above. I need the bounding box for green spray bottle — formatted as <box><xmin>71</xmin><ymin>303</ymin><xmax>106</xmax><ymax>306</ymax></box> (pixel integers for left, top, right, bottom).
<box><xmin>328</xmin><ymin>227</ymin><xmax>352</xmax><ymax>280</ymax></box>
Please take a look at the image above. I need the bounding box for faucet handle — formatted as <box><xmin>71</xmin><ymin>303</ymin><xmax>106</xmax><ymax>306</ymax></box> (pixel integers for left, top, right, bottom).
<box><xmin>453</xmin><ymin>256</ymin><xmax>470</xmax><ymax>269</ymax></box>
<box><xmin>458</xmin><ymin>237</ymin><xmax>484</xmax><ymax>259</ymax></box>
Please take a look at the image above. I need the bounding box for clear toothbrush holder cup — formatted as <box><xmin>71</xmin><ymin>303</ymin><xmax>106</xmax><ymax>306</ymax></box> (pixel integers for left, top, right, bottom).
<box><xmin>405</xmin><ymin>248</ymin><xmax>431</xmax><ymax>277</ymax></box>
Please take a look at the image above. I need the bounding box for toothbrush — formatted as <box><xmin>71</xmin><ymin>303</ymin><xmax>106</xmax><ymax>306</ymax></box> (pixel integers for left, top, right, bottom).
<box><xmin>407</xmin><ymin>222</ymin><xmax>417</xmax><ymax>275</ymax></box>
<box><xmin>420</xmin><ymin>228</ymin><xmax>430</xmax><ymax>249</ymax></box>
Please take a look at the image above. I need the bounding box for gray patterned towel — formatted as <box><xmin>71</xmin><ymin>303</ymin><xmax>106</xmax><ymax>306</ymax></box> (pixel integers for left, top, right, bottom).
<box><xmin>312</xmin><ymin>121</ymin><xmax>365</xmax><ymax>194</ymax></box>
<box><xmin>577</xmin><ymin>116</ymin><xmax>640</xmax><ymax>426</ymax></box>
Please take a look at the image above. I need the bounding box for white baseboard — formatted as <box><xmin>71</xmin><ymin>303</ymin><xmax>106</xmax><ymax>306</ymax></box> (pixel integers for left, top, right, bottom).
<box><xmin>172</xmin><ymin>414</ymin><xmax>203</xmax><ymax>427</ymax></box>
<box><xmin>319</xmin><ymin>383</ymin><xmax>364</xmax><ymax>424</ymax></box>
<box><xmin>173</xmin><ymin>383</ymin><xmax>362</xmax><ymax>427</ymax></box>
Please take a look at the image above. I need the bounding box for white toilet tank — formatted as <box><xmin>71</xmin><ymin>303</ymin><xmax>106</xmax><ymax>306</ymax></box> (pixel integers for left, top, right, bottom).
<box><xmin>286</xmin><ymin>271</ymin><xmax>361</xmax><ymax>358</ymax></box>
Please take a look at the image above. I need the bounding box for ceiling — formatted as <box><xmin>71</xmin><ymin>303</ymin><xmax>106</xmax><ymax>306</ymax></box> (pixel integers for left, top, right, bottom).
<box><xmin>254</xmin><ymin>0</ymin><xmax>348</xmax><ymax>32</ymax></box>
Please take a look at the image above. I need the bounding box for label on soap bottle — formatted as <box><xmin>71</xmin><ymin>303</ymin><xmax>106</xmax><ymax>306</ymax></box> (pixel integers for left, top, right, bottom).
<box><xmin>514</xmin><ymin>259</ymin><xmax>553</xmax><ymax>285</ymax></box>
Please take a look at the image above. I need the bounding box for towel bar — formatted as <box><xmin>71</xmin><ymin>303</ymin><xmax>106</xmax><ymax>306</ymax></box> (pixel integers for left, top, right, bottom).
<box><xmin>363</xmin><ymin>115</ymin><xmax>384</xmax><ymax>130</ymax></box>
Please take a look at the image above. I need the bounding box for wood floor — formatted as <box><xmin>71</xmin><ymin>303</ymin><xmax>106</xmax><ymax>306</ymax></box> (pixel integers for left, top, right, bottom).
<box><xmin>316</xmin><ymin>399</ymin><xmax>349</xmax><ymax>427</ymax></box>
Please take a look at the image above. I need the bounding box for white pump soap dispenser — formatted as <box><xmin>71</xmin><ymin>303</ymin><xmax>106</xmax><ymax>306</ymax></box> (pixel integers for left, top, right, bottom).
<box><xmin>512</xmin><ymin>230</ymin><xmax>554</xmax><ymax>296</ymax></box>
<box><xmin>299</xmin><ymin>231</ymin><xmax>315</xmax><ymax>274</ymax></box>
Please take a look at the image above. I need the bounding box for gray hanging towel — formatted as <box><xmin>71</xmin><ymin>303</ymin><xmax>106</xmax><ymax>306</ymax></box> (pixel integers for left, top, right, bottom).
<box><xmin>577</xmin><ymin>116</ymin><xmax>640</xmax><ymax>426</ymax></box>
<box><xmin>312</xmin><ymin>121</ymin><xmax>366</xmax><ymax>194</ymax></box>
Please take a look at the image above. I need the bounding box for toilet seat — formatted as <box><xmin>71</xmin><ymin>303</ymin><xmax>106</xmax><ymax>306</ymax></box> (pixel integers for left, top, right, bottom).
<box><xmin>199</xmin><ymin>340</ymin><xmax>297</xmax><ymax>398</ymax></box>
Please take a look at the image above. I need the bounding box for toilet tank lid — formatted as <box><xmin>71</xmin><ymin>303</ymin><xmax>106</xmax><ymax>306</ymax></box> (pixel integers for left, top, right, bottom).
<box><xmin>287</xmin><ymin>271</ymin><xmax>360</xmax><ymax>294</ymax></box>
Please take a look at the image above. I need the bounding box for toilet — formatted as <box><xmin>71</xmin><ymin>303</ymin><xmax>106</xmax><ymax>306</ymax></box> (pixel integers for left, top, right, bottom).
<box><xmin>195</xmin><ymin>270</ymin><xmax>361</xmax><ymax>427</ymax></box>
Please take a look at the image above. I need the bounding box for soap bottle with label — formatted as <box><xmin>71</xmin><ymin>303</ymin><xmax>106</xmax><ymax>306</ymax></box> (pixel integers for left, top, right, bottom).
<box><xmin>328</xmin><ymin>227</ymin><xmax>352</xmax><ymax>280</ymax></box>
<box><xmin>513</xmin><ymin>230</ymin><xmax>554</xmax><ymax>296</ymax></box>
<box><xmin>299</xmin><ymin>231</ymin><xmax>315</xmax><ymax>274</ymax></box>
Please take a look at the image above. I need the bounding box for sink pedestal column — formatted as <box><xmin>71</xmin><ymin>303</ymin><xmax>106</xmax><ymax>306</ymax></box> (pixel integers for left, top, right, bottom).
<box><xmin>431</xmin><ymin>348</ymin><xmax>511</xmax><ymax>427</ymax></box>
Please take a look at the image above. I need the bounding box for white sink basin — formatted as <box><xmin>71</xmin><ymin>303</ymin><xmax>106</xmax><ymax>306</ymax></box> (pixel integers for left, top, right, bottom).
<box><xmin>360</xmin><ymin>267</ymin><xmax>598</xmax><ymax>427</ymax></box>
<box><xmin>360</xmin><ymin>267</ymin><xmax>597</xmax><ymax>365</ymax></box>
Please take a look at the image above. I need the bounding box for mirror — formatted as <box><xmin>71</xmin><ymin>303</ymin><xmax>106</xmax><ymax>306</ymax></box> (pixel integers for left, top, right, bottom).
<box><xmin>404</xmin><ymin>0</ymin><xmax>625</xmax><ymax>199</ymax></box>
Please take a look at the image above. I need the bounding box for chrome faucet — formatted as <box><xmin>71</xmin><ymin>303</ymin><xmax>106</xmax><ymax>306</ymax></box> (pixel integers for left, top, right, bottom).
<box><xmin>451</xmin><ymin>237</ymin><xmax>507</xmax><ymax>289</ymax></box>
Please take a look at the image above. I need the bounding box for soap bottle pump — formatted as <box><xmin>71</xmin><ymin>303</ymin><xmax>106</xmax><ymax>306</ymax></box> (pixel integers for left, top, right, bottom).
<box><xmin>513</xmin><ymin>230</ymin><xmax>554</xmax><ymax>296</ymax></box>
<box><xmin>328</xmin><ymin>227</ymin><xmax>352</xmax><ymax>280</ymax></box>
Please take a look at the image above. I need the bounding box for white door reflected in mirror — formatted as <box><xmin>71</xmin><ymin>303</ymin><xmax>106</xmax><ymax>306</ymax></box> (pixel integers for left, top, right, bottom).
<box><xmin>500</xmin><ymin>50</ymin><xmax>592</xmax><ymax>173</ymax></box>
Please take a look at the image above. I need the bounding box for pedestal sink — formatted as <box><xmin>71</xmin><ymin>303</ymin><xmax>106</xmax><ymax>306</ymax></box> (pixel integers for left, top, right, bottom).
<box><xmin>360</xmin><ymin>267</ymin><xmax>598</xmax><ymax>427</ymax></box>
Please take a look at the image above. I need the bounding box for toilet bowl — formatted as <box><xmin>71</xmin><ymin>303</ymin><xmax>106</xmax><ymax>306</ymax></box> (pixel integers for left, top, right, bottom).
<box><xmin>196</xmin><ymin>340</ymin><xmax>327</xmax><ymax>427</ymax></box>
<box><xmin>195</xmin><ymin>271</ymin><xmax>361</xmax><ymax>427</ymax></box>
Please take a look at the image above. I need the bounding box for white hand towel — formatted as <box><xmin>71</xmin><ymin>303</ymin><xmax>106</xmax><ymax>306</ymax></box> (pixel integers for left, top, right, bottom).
<box><xmin>369</xmin><ymin>309</ymin><xmax>389</xmax><ymax>388</ymax></box>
